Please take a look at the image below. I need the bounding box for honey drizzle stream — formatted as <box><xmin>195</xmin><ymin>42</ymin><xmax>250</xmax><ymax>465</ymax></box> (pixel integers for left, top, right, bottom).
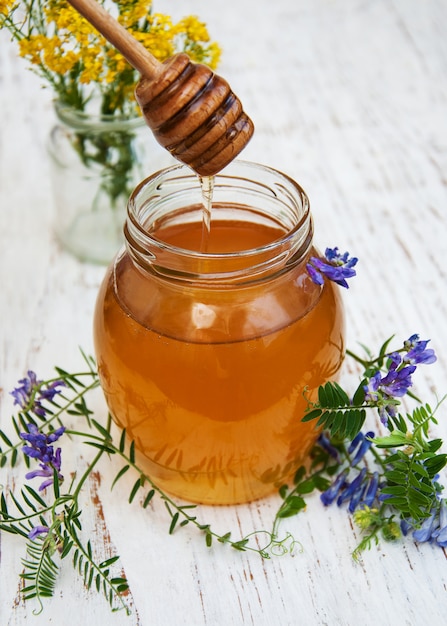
<box><xmin>199</xmin><ymin>175</ymin><xmax>214</xmax><ymax>252</ymax></box>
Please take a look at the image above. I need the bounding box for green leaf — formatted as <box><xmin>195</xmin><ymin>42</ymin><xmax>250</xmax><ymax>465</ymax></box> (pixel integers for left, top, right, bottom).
<box><xmin>91</xmin><ymin>419</ymin><xmax>112</xmax><ymax>440</ymax></box>
<box><xmin>427</xmin><ymin>439</ymin><xmax>443</xmax><ymax>453</ymax></box>
<box><xmin>128</xmin><ymin>477</ymin><xmax>142</xmax><ymax>503</ymax></box>
<box><xmin>111</xmin><ymin>465</ymin><xmax>130</xmax><ymax>490</ymax></box>
<box><xmin>24</xmin><ymin>485</ymin><xmax>47</xmax><ymax>508</ymax></box>
<box><xmin>1</xmin><ymin>491</ymin><xmax>9</xmax><ymax>515</ymax></box>
<box><xmin>412</xmin><ymin>463</ymin><xmax>429</xmax><ymax>479</ymax></box>
<box><xmin>278</xmin><ymin>484</ymin><xmax>289</xmax><ymax>499</ymax></box>
<box><xmin>84</xmin><ymin>442</ymin><xmax>116</xmax><ymax>455</ymax></box>
<box><xmin>0</xmin><ymin>522</ymin><xmax>29</xmax><ymax>537</ymax></box>
<box><xmin>73</xmin><ymin>548</ymin><xmax>80</xmax><ymax>569</ymax></box>
<box><xmin>408</xmin><ymin>473</ymin><xmax>433</xmax><ymax>494</ymax></box>
<box><xmin>142</xmin><ymin>489</ymin><xmax>155</xmax><ymax>508</ymax></box>
<box><xmin>373</xmin><ymin>433</ymin><xmax>409</xmax><ymax>448</ymax></box>
<box><xmin>0</xmin><ymin>430</ymin><xmax>13</xmax><ymax>446</ymax></box>
<box><xmin>383</xmin><ymin>496</ymin><xmax>409</xmax><ymax>509</ymax></box>
<box><xmin>424</xmin><ymin>454</ymin><xmax>447</xmax><ymax>476</ymax></box>
<box><xmin>296</xmin><ymin>478</ymin><xmax>316</xmax><ymax>495</ymax></box>
<box><xmin>129</xmin><ymin>441</ymin><xmax>136</xmax><ymax>464</ymax></box>
<box><xmin>318</xmin><ymin>382</ymin><xmax>334</xmax><ymax>407</ymax></box>
<box><xmin>313</xmin><ymin>475</ymin><xmax>331</xmax><ymax>491</ymax></box>
<box><xmin>9</xmin><ymin>491</ymin><xmax>26</xmax><ymax>516</ymax></box>
<box><xmin>53</xmin><ymin>472</ymin><xmax>60</xmax><ymax>499</ymax></box>
<box><xmin>381</xmin><ymin>485</ymin><xmax>406</xmax><ymax>496</ymax></box>
<box><xmin>316</xmin><ymin>410</ymin><xmax>335</xmax><ymax>430</ymax></box>
<box><xmin>100</xmin><ymin>556</ymin><xmax>120</xmax><ymax>569</ymax></box>
<box><xmin>385</xmin><ymin>470</ymin><xmax>407</xmax><ymax>485</ymax></box>
<box><xmin>169</xmin><ymin>512</ymin><xmax>179</xmax><ymax>534</ymax></box>
<box><xmin>119</xmin><ymin>429</ymin><xmax>126</xmax><ymax>453</ymax></box>
<box><xmin>60</xmin><ymin>537</ymin><xmax>73</xmax><ymax>559</ymax></box>
<box><xmin>378</xmin><ymin>335</ymin><xmax>395</xmax><ymax>363</ymax></box>
<box><xmin>352</xmin><ymin>381</ymin><xmax>366</xmax><ymax>406</ymax></box>
<box><xmin>277</xmin><ymin>496</ymin><xmax>306</xmax><ymax>518</ymax></box>
<box><xmin>231</xmin><ymin>539</ymin><xmax>249</xmax><ymax>551</ymax></box>
<box><xmin>302</xmin><ymin>408</ymin><xmax>322</xmax><ymax>423</ymax></box>
<box><xmin>293</xmin><ymin>466</ymin><xmax>306</xmax><ymax>484</ymax></box>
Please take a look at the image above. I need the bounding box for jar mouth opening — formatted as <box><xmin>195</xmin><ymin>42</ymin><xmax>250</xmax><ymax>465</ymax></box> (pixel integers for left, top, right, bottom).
<box><xmin>125</xmin><ymin>161</ymin><xmax>313</xmax><ymax>283</ymax></box>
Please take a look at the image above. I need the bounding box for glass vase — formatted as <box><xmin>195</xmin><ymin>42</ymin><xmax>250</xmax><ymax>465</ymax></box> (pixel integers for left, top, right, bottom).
<box><xmin>48</xmin><ymin>101</ymin><xmax>156</xmax><ymax>264</ymax></box>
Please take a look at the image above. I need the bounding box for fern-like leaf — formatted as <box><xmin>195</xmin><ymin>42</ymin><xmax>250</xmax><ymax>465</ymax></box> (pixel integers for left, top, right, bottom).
<box><xmin>306</xmin><ymin>406</ymin><xmax>366</xmax><ymax>440</ymax></box>
<box><xmin>21</xmin><ymin>537</ymin><xmax>59</xmax><ymax>613</ymax></box>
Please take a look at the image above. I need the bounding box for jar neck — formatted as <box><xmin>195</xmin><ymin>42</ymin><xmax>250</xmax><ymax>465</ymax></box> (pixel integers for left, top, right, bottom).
<box><xmin>124</xmin><ymin>161</ymin><xmax>314</xmax><ymax>286</ymax></box>
<box><xmin>54</xmin><ymin>100</ymin><xmax>145</xmax><ymax>133</ymax></box>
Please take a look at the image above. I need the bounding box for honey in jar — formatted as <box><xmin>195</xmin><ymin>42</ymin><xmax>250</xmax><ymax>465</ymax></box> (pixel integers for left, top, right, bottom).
<box><xmin>93</xmin><ymin>161</ymin><xmax>345</xmax><ymax>504</ymax></box>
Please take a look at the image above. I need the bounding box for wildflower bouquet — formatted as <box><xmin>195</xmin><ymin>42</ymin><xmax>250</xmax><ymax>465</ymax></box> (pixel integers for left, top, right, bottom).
<box><xmin>0</xmin><ymin>0</ymin><xmax>221</xmax><ymax>115</ymax></box>
<box><xmin>0</xmin><ymin>0</ymin><xmax>221</xmax><ymax>261</ymax></box>
<box><xmin>276</xmin><ymin>333</ymin><xmax>447</xmax><ymax>557</ymax></box>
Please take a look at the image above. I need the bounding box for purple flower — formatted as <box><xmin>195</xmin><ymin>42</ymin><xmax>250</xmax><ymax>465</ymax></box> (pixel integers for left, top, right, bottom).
<box><xmin>11</xmin><ymin>371</ymin><xmax>65</xmax><ymax>417</ymax></box>
<box><xmin>412</xmin><ymin>511</ymin><xmax>438</xmax><ymax>543</ymax></box>
<box><xmin>320</xmin><ymin>469</ymin><xmax>350</xmax><ymax>506</ymax></box>
<box><xmin>317</xmin><ymin>432</ymin><xmax>342</xmax><ymax>463</ymax></box>
<box><xmin>401</xmin><ymin>500</ymin><xmax>447</xmax><ymax>548</ymax></box>
<box><xmin>348</xmin><ymin>431</ymin><xmax>375</xmax><ymax>466</ymax></box>
<box><xmin>364</xmin><ymin>361</ymin><xmax>415</xmax><ymax>426</ymax></box>
<box><xmin>28</xmin><ymin>525</ymin><xmax>50</xmax><ymax>540</ymax></box>
<box><xmin>432</xmin><ymin>500</ymin><xmax>447</xmax><ymax>547</ymax></box>
<box><xmin>306</xmin><ymin>247</ymin><xmax>358</xmax><ymax>289</ymax></box>
<box><xmin>379</xmin><ymin>361</ymin><xmax>416</xmax><ymax>398</ymax></box>
<box><xmin>20</xmin><ymin>424</ymin><xmax>65</xmax><ymax>491</ymax></box>
<box><xmin>403</xmin><ymin>334</ymin><xmax>437</xmax><ymax>365</ymax></box>
<box><xmin>337</xmin><ymin>468</ymin><xmax>367</xmax><ymax>510</ymax></box>
<box><xmin>362</xmin><ymin>472</ymin><xmax>380</xmax><ymax>507</ymax></box>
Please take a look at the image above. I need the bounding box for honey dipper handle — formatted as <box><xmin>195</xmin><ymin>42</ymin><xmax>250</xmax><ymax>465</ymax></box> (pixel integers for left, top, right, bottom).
<box><xmin>67</xmin><ymin>0</ymin><xmax>162</xmax><ymax>78</ymax></box>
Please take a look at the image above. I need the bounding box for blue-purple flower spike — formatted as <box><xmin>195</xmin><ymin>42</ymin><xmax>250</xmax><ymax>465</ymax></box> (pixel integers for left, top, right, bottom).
<box><xmin>403</xmin><ymin>334</ymin><xmax>437</xmax><ymax>365</ymax></box>
<box><xmin>364</xmin><ymin>362</ymin><xmax>416</xmax><ymax>426</ymax></box>
<box><xmin>20</xmin><ymin>423</ymin><xmax>66</xmax><ymax>491</ymax></box>
<box><xmin>306</xmin><ymin>247</ymin><xmax>358</xmax><ymax>289</ymax></box>
<box><xmin>11</xmin><ymin>371</ymin><xmax>65</xmax><ymax>417</ymax></box>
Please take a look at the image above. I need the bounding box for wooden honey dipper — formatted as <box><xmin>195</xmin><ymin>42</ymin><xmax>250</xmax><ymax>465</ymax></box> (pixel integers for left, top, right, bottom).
<box><xmin>67</xmin><ymin>0</ymin><xmax>254</xmax><ymax>176</ymax></box>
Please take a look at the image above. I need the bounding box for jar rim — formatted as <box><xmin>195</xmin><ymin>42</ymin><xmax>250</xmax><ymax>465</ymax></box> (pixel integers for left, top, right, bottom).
<box><xmin>124</xmin><ymin>160</ymin><xmax>313</xmax><ymax>284</ymax></box>
<box><xmin>53</xmin><ymin>100</ymin><xmax>145</xmax><ymax>132</ymax></box>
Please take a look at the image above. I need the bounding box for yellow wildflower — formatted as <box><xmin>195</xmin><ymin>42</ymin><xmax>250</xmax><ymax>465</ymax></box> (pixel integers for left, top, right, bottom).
<box><xmin>382</xmin><ymin>520</ymin><xmax>401</xmax><ymax>542</ymax></box>
<box><xmin>18</xmin><ymin>35</ymin><xmax>47</xmax><ymax>64</ymax></box>
<box><xmin>134</xmin><ymin>30</ymin><xmax>174</xmax><ymax>62</ymax></box>
<box><xmin>352</xmin><ymin>506</ymin><xmax>378</xmax><ymax>530</ymax></box>
<box><xmin>118</xmin><ymin>0</ymin><xmax>152</xmax><ymax>27</ymax></box>
<box><xmin>176</xmin><ymin>16</ymin><xmax>210</xmax><ymax>43</ymax></box>
<box><xmin>0</xmin><ymin>0</ymin><xmax>16</xmax><ymax>15</ymax></box>
<box><xmin>203</xmin><ymin>42</ymin><xmax>221</xmax><ymax>70</ymax></box>
<box><xmin>44</xmin><ymin>45</ymin><xmax>79</xmax><ymax>75</ymax></box>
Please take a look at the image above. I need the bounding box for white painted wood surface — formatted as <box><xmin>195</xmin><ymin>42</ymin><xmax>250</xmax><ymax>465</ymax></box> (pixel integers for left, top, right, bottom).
<box><xmin>1</xmin><ymin>0</ymin><xmax>447</xmax><ymax>624</ymax></box>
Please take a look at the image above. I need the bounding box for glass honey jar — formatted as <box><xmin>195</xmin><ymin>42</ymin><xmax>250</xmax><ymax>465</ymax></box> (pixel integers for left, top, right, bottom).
<box><xmin>93</xmin><ymin>161</ymin><xmax>345</xmax><ymax>504</ymax></box>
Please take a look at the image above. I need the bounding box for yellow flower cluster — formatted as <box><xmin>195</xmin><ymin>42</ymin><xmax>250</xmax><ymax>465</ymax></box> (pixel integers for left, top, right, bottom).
<box><xmin>1</xmin><ymin>0</ymin><xmax>221</xmax><ymax>114</ymax></box>
<box><xmin>0</xmin><ymin>0</ymin><xmax>16</xmax><ymax>15</ymax></box>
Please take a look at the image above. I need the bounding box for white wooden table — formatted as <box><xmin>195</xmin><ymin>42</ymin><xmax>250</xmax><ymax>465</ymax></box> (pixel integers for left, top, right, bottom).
<box><xmin>1</xmin><ymin>0</ymin><xmax>447</xmax><ymax>624</ymax></box>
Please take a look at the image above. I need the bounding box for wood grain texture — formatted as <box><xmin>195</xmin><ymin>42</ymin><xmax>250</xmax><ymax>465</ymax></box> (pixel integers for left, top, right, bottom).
<box><xmin>1</xmin><ymin>0</ymin><xmax>447</xmax><ymax>624</ymax></box>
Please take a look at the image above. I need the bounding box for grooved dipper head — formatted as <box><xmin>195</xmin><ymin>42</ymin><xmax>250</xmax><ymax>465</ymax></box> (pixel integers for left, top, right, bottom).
<box><xmin>135</xmin><ymin>54</ymin><xmax>254</xmax><ymax>177</ymax></box>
